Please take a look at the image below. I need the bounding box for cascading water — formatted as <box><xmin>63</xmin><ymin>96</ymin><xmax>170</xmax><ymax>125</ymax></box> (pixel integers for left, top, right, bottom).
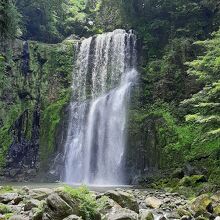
<box><xmin>63</xmin><ymin>29</ymin><xmax>137</xmax><ymax>185</ymax></box>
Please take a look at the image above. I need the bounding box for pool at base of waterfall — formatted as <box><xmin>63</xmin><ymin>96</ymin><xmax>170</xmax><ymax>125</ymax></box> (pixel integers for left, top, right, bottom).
<box><xmin>1</xmin><ymin>182</ymin><xmax>133</xmax><ymax>191</ymax></box>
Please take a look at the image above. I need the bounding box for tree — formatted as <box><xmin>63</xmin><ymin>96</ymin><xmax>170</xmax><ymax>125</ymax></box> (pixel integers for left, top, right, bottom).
<box><xmin>15</xmin><ymin>0</ymin><xmax>94</xmax><ymax>42</ymax></box>
<box><xmin>92</xmin><ymin>0</ymin><xmax>124</xmax><ymax>32</ymax></box>
<box><xmin>15</xmin><ymin>0</ymin><xmax>63</xmax><ymax>43</ymax></box>
<box><xmin>182</xmin><ymin>30</ymin><xmax>220</xmax><ymax>140</ymax></box>
<box><xmin>0</xmin><ymin>0</ymin><xmax>21</xmax><ymax>40</ymax></box>
<box><xmin>59</xmin><ymin>0</ymin><xmax>89</xmax><ymax>37</ymax></box>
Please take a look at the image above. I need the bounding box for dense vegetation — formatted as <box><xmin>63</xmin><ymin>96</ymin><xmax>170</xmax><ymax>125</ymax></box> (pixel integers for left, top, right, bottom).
<box><xmin>0</xmin><ymin>0</ymin><xmax>219</xmax><ymax>188</ymax></box>
<box><xmin>0</xmin><ymin>0</ymin><xmax>21</xmax><ymax>40</ymax></box>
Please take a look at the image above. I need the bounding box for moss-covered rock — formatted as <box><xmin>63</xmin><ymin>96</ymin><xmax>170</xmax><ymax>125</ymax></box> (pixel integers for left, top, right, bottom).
<box><xmin>40</xmin><ymin>91</ymin><xmax>71</xmax><ymax>168</ymax></box>
<box><xmin>139</xmin><ymin>210</ymin><xmax>154</xmax><ymax>220</ymax></box>
<box><xmin>0</xmin><ymin>203</ymin><xmax>12</xmax><ymax>214</ymax></box>
<box><xmin>177</xmin><ymin>207</ymin><xmax>192</xmax><ymax>217</ymax></box>
<box><xmin>213</xmin><ymin>205</ymin><xmax>220</xmax><ymax>216</ymax></box>
<box><xmin>211</xmin><ymin>191</ymin><xmax>220</xmax><ymax>203</ymax></box>
<box><xmin>104</xmin><ymin>190</ymin><xmax>139</xmax><ymax>213</ymax></box>
<box><xmin>172</xmin><ymin>168</ymin><xmax>185</xmax><ymax>179</ymax></box>
<box><xmin>179</xmin><ymin>175</ymin><xmax>207</xmax><ymax>187</ymax></box>
<box><xmin>44</xmin><ymin>192</ymin><xmax>74</xmax><ymax>219</ymax></box>
<box><xmin>191</xmin><ymin>194</ymin><xmax>213</xmax><ymax>217</ymax></box>
<box><xmin>58</xmin><ymin>186</ymin><xmax>101</xmax><ymax>220</ymax></box>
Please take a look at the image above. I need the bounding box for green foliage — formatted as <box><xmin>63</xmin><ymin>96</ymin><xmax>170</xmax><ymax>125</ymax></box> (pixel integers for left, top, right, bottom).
<box><xmin>0</xmin><ymin>186</ymin><xmax>14</xmax><ymax>194</ymax></box>
<box><xmin>146</xmin><ymin>103</ymin><xmax>201</xmax><ymax>167</ymax></box>
<box><xmin>145</xmin><ymin>102</ymin><xmax>220</xmax><ymax>169</ymax></box>
<box><xmin>122</xmin><ymin>0</ymin><xmax>220</xmax><ymax>57</ymax></box>
<box><xmin>16</xmin><ymin>0</ymin><xmax>64</xmax><ymax>42</ymax></box>
<box><xmin>209</xmin><ymin>167</ymin><xmax>220</xmax><ymax>184</ymax></box>
<box><xmin>122</xmin><ymin>0</ymin><xmax>220</xmax><ymax>106</ymax></box>
<box><xmin>152</xmin><ymin>176</ymin><xmax>218</xmax><ymax>198</ymax></box>
<box><xmin>0</xmin><ymin>203</ymin><xmax>12</xmax><ymax>214</ymax></box>
<box><xmin>62</xmin><ymin>185</ymin><xmax>100</xmax><ymax>220</ymax></box>
<box><xmin>30</xmin><ymin>41</ymin><xmax>74</xmax><ymax>167</ymax></box>
<box><xmin>187</xmin><ymin>31</ymin><xmax>220</xmax><ymax>82</ymax></box>
<box><xmin>96</xmin><ymin>195</ymin><xmax>110</xmax><ymax>212</ymax></box>
<box><xmin>178</xmin><ymin>175</ymin><xmax>206</xmax><ymax>187</ymax></box>
<box><xmin>0</xmin><ymin>126</ymin><xmax>13</xmax><ymax>168</ymax></box>
<box><xmin>140</xmin><ymin>28</ymin><xmax>220</xmax><ymax>178</ymax></box>
<box><xmin>40</xmin><ymin>91</ymin><xmax>71</xmax><ymax>165</ymax></box>
<box><xmin>91</xmin><ymin>0</ymin><xmax>124</xmax><ymax>32</ymax></box>
<box><xmin>15</xmin><ymin>0</ymin><xmax>95</xmax><ymax>42</ymax></box>
<box><xmin>129</xmin><ymin>99</ymin><xmax>219</xmax><ymax>172</ymax></box>
<box><xmin>0</xmin><ymin>0</ymin><xmax>21</xmax><ymax>40</ymax></box>
<box><xmin>0</xmin><ymin>103</ymin><xmax>25</xmax><ymax>168</ymax></box>
<box><xmin>182</xmin><ymin>30</ymin><xmax>220</xmax><ymax>141</ymax></box>
<box><xmin>123</xmin><ymin>0</ymin><xmax>220</xmax><ymax>182</ymax></box>
<box><xmin>60</xmin><ymin>0</ymin><xmax>89</xmax><ymax>37</ymax></box>
<box><xmin>142</xmin><ymin>36</ymin><xmax>198</xmax><ymax>103</ymax></box>
<box><xmin>5</xmin><ymin>213</ymin><xmax>14</xmax><ymax>219</ymax></box>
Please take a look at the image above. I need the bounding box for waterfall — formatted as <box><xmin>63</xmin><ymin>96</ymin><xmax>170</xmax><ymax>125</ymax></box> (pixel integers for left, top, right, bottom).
<box><xmin>63</xmin><ymin>29</ymin><xmax>137</xmax><ymax>185</ymax></box>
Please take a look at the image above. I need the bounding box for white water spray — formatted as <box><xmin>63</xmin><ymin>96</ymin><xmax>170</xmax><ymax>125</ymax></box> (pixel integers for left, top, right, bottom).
<box><xmin>63</xmin><ymin>29</ymin><xmax>137</xmax><ymax>185</ymax></box>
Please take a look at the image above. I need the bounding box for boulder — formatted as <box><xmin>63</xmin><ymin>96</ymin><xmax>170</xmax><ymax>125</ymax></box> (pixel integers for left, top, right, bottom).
<box><xmin>0</xmin><ymin>193</ymin><xmax>19</xmax><ymax>204</ymax></box>
<box><xmin>13</xmin><ymin>196</ymin><xmax>23</xmax><ymax>205</ymax></box>
<box><xmin>105</xmin><ymin>207</ymin><xmax>138</xmax><ymax>220</ymax></box>
<box><xmin>180</xmin><ymin>216</ymin><xmax>191</xmax><ymax>220</ymax></box>
<box><xmin>9</xmin><ymin>169</ymin><xmax>20</xmax><ymax>177</ymax></box>
<box><xmin>26</xmin><ymin>169</ymin><xmax>37</xmax><ymax>176</ymax></box>
<box><xmin>195</xmin><ymin>217</ymin><xmax>209</xmax><ymax>220</ymax></box>
<box><xmin>30</xmin><ymin>207</ymin><xmax>43</xmax><ymax>220</ymax></box>
<box><xmin>139</xmin><ymin>209</ymin><xmax>154</xmax><ymax>220</ymax></box>
<box><xmin>165</xmin><ymin>212</ymin><xmax>180</xmax><ymax>219</ymax></box>
<box><xmin>9</xmin><ymin>215</ymin><xmax>29</xmax><ymax>220</ymax></box>
<box><xmin>44</xmin><ymin>193</ymin><xmax>73</xmax><ymax>220</ymax></box>
<box><xmin>9</xmin><ymin>204</ymin><xmax>23</xmax><ymax>213</ymax></box>
<box><xmin>211</xmin><ymin>191</ymin><xmax>220</xmax><ymax>203</ymax></box>
<box><xmin>163</xmin><ymin>198</ymin><xmax>171</xmax><ymax>203</ymax></box>
<box><xmin>172</xmin><ymin>168</ymin><xmax>184</xmax><ymax>179</ymax></box>
<box><xmin>104</xmin><ymin>190</ymin><xmax>139</xmax><ymax>213</ymax></box>
<box><xmin>177</xmin><ymin>207</ymin><xmax>191</xmax><ymax>217</ymax></box>
<box><xmin>183</xmin><ymin>164</ymin><xmax>206</xmax><ymax>176</ymax></box>
<box><xmin>158</xmin><ymin>216</ymin><xmax>167</xmax><ymax>220</ymax></box>
<box><xmin>24</xmin><ymin>199</ymin><xmax>40</xmax><ymax>211</ymax></box>
<box><xmin>213</xmin><ymin>205</ymin><xmax>220</xmax><ymax>216</ymax></box>
<box><xmin>56</xmin><ymin>190</ymin><xmax>80</xmax><ymax>214</ymax></box>
<box><xmin>30</xmin><ymin>188</ymin><xmax>53</xmax><ymax>200</ymax></box>
<box><xmin>63</xmin><ymin>215</ymin><xmax>82</xmax><ymax>220</ymax></box>
<box><xmin>0</xmin><ymin>214</ymin><xmax>6</xmax><ymax>220</ymax></box>
<box><xmin>145</xmin><ymin>197</ymin><xmax>162</xmax><ymax>209</ymax></box>
<box><xmin>97</xmin><ymin>197</ymin><xmax>121</xmax><ymax>215</ymax></box>
<box><xmin>191</xmin><ymin>194</ymin><xmax>213</xmax><ymax>216</ymax></box>
<box><xmin>21</xmin><ymin>186</ymin><xmax>30</xmax><ymax>194</ymax></box>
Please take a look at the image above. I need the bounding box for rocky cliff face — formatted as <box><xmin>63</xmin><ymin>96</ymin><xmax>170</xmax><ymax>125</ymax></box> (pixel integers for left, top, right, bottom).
<box><xmin>0</xmin><ymin>39</ymin><xmax>76</xmax><ymax>181</ymax></box>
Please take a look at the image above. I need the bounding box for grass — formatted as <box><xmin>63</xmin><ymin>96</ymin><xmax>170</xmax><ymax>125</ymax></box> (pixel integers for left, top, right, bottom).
<box><xmin>62</xmin><ymin>185</ymin><xmax>99</xmax><ymax>220</ymax></box>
